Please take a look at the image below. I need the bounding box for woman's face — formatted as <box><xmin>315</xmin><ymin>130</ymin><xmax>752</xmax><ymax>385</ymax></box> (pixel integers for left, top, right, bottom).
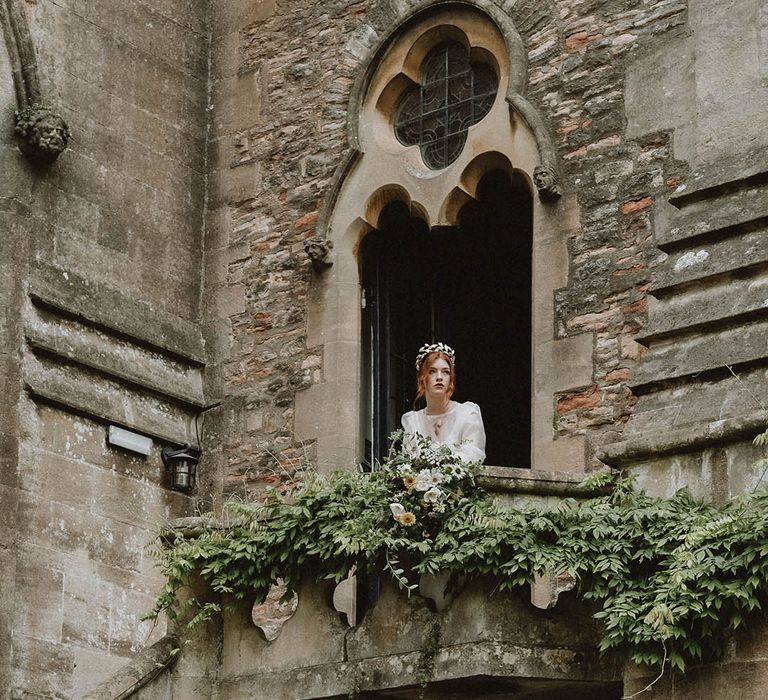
<box><xmin>424</xmin><ymin>356</ymin><xmax>453</xmax><ymax>401</ymax></box>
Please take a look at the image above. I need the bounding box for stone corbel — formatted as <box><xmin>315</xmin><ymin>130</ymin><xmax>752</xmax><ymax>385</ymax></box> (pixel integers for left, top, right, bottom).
<box><xmin>532</xmin><ymin>163</ymin><xmax>563</xmax><ymax>200</ymax></box>
<box><xmin>332</xmin><ymin>572</ymin><xmax>358</xmax><ymax>627</ymax></box>
<box><xmin>506</xmin><ymin>93</ymin><xmax>563</xmax><ymax>201</ymax></box>
<box><xmin>304</xmin><ymin>237</ymin><xmax>334</xmax><ymax>271</ymax></box>
<box><xmin>251</xmin><ymin>580</ymin><xmax>299</xmax><ymax>641</ymax></box>
<box><xmin>530</xmin><ymin>569</ymin><xmax>576</xmax><ymax>610</ymax></box>
<box><xmin>0</xmin><ymin>0</ymin><xmax>70</xmax><ymax>164</ymax></box>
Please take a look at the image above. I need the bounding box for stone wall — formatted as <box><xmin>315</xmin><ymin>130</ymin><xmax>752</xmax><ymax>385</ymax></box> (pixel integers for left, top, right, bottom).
<box><xmin>204</xmin><ymin>0</ymin><xmax>768</xmax><ymax>488</ymax></box>
<box><xmin>2</xmin><ymin>0</ymin><xmax>768</xmax><ymax>697</ymax></box>
<box><xmin>190</xmin><ymin>576</ymin><xmax>620</xmax><ymax>700</ymax></box>
<box><xmin>202</xmin><ymin>0</ymin><xmax>768</xmax><ymax>697</ymax></box>
<box><xmin>204</xmin><ymin>0</ymin><xmax>688</xmax><ymax>478</ymax></box>
<box><xmin>0</xmin><ymin>0</ymin><xmax>208</xmax><ymax>696</ymax></box>
<box><xmin>206</xmin><ymin>0</ymin><xmax>361</xmax><ymax>497</ymax></box>
<box><xmin>600</xmin><ymin>0</ymin><xmax>768</xmax><ymax>508</ymax></box>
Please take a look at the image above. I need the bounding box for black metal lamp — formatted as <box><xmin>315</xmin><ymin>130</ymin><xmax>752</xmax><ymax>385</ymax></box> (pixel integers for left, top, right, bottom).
<box><xmin>162</xmin><ymin>443</ymin><xmax>199</xmax><ymax>492</ymax></box>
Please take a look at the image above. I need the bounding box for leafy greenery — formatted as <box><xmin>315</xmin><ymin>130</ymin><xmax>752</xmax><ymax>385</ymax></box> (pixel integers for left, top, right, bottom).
<box><xmin>415</xmin><ymin>616</ymin><xmax>443</xmax><ymax>693</ymax></box>
<box><xmin>148</xmin><ymin>430</ymin><xmax>768</xmax><ymax>675</ymax></box>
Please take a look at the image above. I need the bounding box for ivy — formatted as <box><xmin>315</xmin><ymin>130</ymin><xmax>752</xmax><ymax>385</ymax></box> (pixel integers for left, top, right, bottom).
<box><xmin>148</xmin><ymin>432</ymin><xmax>768</xmax><ymax>676</ymax></box>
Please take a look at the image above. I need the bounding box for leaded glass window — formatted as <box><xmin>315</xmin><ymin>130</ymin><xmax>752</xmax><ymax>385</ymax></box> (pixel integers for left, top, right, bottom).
<box><xmin>394</xmin><ymin>42</ymin><xmax>498</xmax><ymax>170</ymax></box>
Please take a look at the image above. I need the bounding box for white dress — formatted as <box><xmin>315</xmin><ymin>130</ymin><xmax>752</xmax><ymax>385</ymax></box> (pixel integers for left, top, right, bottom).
<box><xmin>401</xmin><ymin>401</ymin><xmax>486</xmax><ymax>463</ymax></box>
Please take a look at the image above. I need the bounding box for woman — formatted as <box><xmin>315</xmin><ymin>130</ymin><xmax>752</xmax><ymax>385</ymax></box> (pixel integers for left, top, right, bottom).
<box><xmin>401</xmin><ymin>342</ymin><xmax>486</xmax><ymax>463</ymax></box>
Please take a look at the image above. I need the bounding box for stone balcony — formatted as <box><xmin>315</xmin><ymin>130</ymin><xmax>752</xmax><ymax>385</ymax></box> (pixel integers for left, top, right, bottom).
<box><xmin>84</xmin><ymin>467</ymin><xmax>621</xmax><ymax>699</ymax></box>
<box><xmin>171</xmin><ymin>467</ymin><xmax>619</xmax><ymax>699</ymax></box>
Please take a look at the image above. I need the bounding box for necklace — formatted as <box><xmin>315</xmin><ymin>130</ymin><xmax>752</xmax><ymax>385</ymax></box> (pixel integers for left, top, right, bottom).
<box><xmin>424</xmin><ymin>406</ymin><xmax>449</xmax><ymax>439</ymax></box>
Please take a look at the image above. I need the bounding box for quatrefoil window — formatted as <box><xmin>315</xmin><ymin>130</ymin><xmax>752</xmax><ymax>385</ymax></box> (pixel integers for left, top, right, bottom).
<box><xmin>394</xmin><ymin>41</ymin><xmax>498</xmax><ymax>170</ymax></box>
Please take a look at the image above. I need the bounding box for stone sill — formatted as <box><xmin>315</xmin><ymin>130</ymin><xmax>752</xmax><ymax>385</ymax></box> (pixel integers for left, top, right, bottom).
<box><xmin>164</xmin><ymin>468</ymin><xmax>609</xmax><ymax>544</ymax></box>
<box><xmin>479</xmin><ymin>466</ymin><xmax>609</xmax><ymax>498</ymax></box>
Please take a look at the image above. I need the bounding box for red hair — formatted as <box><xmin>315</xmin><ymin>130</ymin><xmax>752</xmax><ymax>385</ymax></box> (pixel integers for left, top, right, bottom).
<box><xmin>414</xmin><ymin>351</ymin><xmax>456</xmax><ymax>407</ymax></box>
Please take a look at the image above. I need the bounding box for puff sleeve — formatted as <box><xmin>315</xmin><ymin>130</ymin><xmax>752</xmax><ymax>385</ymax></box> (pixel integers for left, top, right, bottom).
<box><xmin>401</xmin><ymin>411</ymin><xmax>417</xmax><ymax>434</ymax></box>
<box><xmin>453</xmin><ymin>402</ymin><xmax>486</xmax><ymax>464</ymax></box>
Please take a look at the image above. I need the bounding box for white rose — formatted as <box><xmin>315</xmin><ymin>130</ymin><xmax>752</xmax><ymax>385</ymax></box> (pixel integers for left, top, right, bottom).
<box><xmin>414</xmin><ymin>470</ymin><xmax>432</xmax><ymax>492</ymax></box>
<box><xmin>423</xmin><ymin>487</ymin><xmax>444</xmax><ymax>504</ymax></box>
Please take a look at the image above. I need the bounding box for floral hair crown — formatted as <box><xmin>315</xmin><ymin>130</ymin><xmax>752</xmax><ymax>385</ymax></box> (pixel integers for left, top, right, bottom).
<box><xmin>415</xmin><ymin>342</ymin><xmax>455</xmax><ymax>370</ymax></box>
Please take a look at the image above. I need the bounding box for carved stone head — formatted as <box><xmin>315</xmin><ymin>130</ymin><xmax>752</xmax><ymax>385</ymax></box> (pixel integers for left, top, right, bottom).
<box><xmin>14</xmin><ymin>105</ymin><xmax>71</xmax><ymax>164</ymax></box>
<box><xmin>533</xmin><ymin>164</ymin><xmax>562</xmax><ymax>200</ymax></box>
<box><xmin>304</xmin><ymin>238</ymin><xmax>334</xmax><ymax>271</ymax></box>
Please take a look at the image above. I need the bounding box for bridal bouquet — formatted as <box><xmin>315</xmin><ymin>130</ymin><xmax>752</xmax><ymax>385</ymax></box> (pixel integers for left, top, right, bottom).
<box><xmin>381</xmin><ymin>431</ymin><xmax>483</xmax><ymax>536</ymax></box>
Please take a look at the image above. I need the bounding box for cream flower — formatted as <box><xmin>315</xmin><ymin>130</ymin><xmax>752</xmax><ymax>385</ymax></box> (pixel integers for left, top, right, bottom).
<box><xmin>400</xmin><ymin>512</ymin><xmax>416</xmax><ymax>526</ymax></box>
<box><xmin>414</xmin><ymin>470</ymin><xmax>432</xmax><ymax>492</ymax></box>
<box><xmin>429</xmin><ymin>469</ymin><xmax>445</xmax><ymax>486</ymax></box>
<box><xmin>423</xmin><ymin>487</ymin><xmax>444</xmax><ymax>504</ymax></box>
<box><xmin>403</xmin><ymin>434</ymin><xmax>421</xmax><ymax>458</ymax></box>
<box><xmin>389</xmin><ymin>503</ymin><xmax>405</xmax><ymax>522</ymax></box>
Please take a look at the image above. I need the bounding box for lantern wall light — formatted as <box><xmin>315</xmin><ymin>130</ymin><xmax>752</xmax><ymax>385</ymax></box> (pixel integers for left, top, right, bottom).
<box><xmin>161</xmin><ymin>443</ymin><xmax>199</xmax><ymax>492</ymax></box>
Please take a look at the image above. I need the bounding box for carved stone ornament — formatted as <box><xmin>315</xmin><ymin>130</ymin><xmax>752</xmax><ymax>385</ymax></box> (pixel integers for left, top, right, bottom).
<box><xmin>533</xmin><ymin>164</ymin><xmax>562</xmax><ymax>201</ymax></box>
<box><xmin>332</xmin><ymin>573</ymin><xmax>358</xmax><ymax>627</ymax></box>
<box><xmin>530</xmin><ymin>569</ymin><xmax>575</xmax><ymax>610</ymax></box>
<box><xmin>304</xmin><ymin>238</ymin><xmax>334</xmax><ymax>271</ymax></box>
<box><xmin>14</xmin><ymin>104</ymin><xmax>70</xmax><ymax>165</ymax></box>
<box><xmin>251</xmin><ymin>579</ymin><xmax>299</xmax><ymax>642</ymax></box>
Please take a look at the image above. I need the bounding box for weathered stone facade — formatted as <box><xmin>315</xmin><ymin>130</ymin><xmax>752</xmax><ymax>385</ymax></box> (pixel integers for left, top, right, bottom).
<box><xmin>2</xmin><ymin>0</ymin><xmax>768</xmax><ymax>697</ymax></box>
<box><xmin>0</xmin><ymin>0</ymin><xmax>206</xmax><ymax>696</ymax></box>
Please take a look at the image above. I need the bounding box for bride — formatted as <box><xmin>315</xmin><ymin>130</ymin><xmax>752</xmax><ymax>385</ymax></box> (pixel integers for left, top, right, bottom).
<box><xmin>401</xmin><ymin>342</ymin><xmax>486</xmax><ymax>463</ymax></box>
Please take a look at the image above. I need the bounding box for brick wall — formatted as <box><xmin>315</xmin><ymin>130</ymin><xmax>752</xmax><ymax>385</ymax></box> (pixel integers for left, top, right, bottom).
<box><xmin>207</xmin><ymin>0</ymin><xmax>688</xmax><ymax>492</ymax></box>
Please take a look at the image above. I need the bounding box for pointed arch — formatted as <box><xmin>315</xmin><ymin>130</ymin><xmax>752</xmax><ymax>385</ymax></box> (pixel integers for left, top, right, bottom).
<box><xmin>298</xmin><ymin>2</ymin><xmax>586</xmax><ymax>473</ymax></box>
<box><xmin>314</xmin><ymin>0</ymin><xmax>561</xmax><ymax>245</ymax></box>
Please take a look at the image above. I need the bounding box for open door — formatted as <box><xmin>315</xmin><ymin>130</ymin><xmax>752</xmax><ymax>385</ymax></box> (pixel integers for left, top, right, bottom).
<box><xmin>361</xmin><ymin>170</ymin><xmax>532</xmax><ymax>467</ymax></box>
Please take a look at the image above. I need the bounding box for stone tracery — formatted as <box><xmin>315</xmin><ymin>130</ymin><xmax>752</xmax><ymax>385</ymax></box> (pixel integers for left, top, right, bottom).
<box><xmin>393</xmin><ymin>40</ymin><xmax>498</xmax><ymax>169</ymax></box>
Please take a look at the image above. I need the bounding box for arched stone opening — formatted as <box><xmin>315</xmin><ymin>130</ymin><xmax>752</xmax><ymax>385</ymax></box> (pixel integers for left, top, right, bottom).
<box><xmin>298</xmin><ymin>3</ymin><xmax>589</xmax><ymax>474</ymax></box>
<box><xmin>361</xmin><ymin>168</ymin><xmax>533</xmax><ymax>466</ymax></box>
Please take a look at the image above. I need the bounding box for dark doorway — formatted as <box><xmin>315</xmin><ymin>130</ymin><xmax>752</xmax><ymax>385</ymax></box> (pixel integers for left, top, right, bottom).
<box><xmin>361</xmin><ymin>169</ymin><xmax>532</xmax><ymax>467</ymax></box>
<box><xmin>333</xmin><ymin>674</ymin><xmax>624</xmax><ymax>699</ymax></box>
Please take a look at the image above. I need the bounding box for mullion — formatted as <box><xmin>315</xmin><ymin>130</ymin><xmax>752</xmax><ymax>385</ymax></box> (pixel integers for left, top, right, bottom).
<box><xmin>442</xmin><ymin>48</ymin><xmax>449</xmax><ymax>168</ymax></box>
<box><xmin>470</xmin><ymin>67</ymin><xmax>475</xmax><ymax>125</ymax></box>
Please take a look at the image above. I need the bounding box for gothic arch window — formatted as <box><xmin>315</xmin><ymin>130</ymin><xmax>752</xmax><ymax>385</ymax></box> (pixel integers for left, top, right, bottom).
<box><xmin>297</xmin><ymin>5</ymin><xmax>585</xmax><ymax>475</ymax></box>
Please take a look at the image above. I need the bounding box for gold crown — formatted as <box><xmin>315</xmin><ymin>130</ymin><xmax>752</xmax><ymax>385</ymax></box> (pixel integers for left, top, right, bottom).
<box><xmin>415</xmin><ymin>342</ymin><xmax>455</xmax><ymax>370</ymax></box>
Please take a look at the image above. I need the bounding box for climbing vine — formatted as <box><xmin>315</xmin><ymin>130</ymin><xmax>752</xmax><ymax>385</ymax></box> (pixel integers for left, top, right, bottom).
<box><xmin>148</xmin><ymin>430</ymin><xmax>768</xmax><ymax>675</ymax></box>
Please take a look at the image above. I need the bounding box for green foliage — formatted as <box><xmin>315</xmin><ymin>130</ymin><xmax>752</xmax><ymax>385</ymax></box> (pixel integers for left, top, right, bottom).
<box><xmin>148</xmin><ymin>433</ymin><xmax>768</xmax><ymax>675</ymax></box>
<box><xmin>416</xmin><ymin>617</ymin><xmax>443</xmax><ymax>695</ymax></box>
